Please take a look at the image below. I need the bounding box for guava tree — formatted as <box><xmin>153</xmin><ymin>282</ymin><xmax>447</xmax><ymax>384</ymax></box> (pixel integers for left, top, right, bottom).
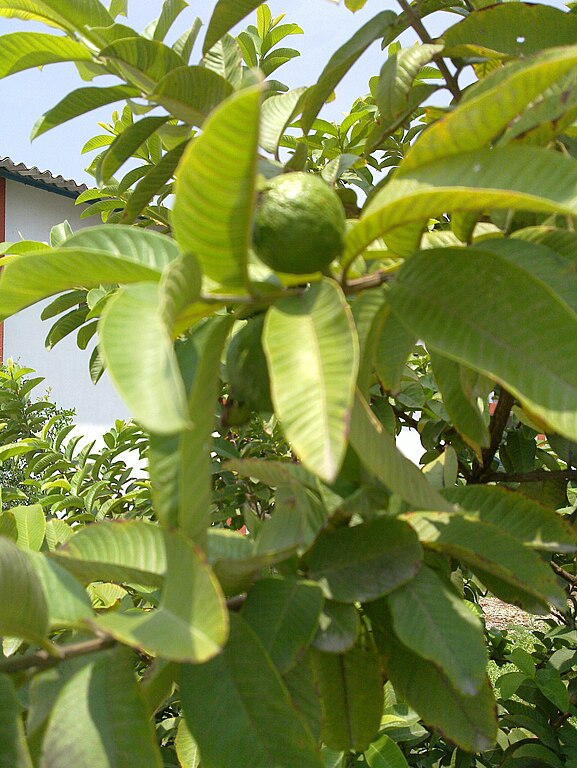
<box><xmin>0</xmin><ymin>0</ymin><xmax>577</xmax><ymax>766</ymax></box>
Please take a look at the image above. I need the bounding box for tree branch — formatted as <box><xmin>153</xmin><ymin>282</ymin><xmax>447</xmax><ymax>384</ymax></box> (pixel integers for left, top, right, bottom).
<box><xmin>551</xmin><ymin>560</ymin><xmax>577</xmax><ymax>588</ymax></box>
<box><xmin>471</xmin><ymin>388</ymin><xmax>515</xmax><ymax>482</ymax></box>
<box><xmin>0</xmin><ymin>636</ymin><xmax>117</xmax><ymax>674</ymax></box>
<box><xmin>395</xmin><ymin>0</ymin><xmax>462</xmax><ymax>102</ymax></box>
<box><xmin>483</xmin><ymin>468</ymin><xmax>577</xmax><ymax>484</ymax></box>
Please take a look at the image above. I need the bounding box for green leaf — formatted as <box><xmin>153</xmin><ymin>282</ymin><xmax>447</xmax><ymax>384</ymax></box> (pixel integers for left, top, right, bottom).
<box><xmin>312</xmin><ymin>601</ymin><xmax>360</xmax><ymax>654</ymax></box>
<box><xmin>158</xmin><ymin>253</ymin><xmax>202</xmax><ymax>330</ymax></box>
<box><xmin>121</xmin><ymin>141</ymin><xmax>187</xmax><ymax>224</ymax></box>
<box><xmin>264</xmin><ymin>279</ymin><xmax>359</xmax><ymax>483</ymax></box>
<box><xmin>52</xmin><ymin>520</ymin><xmax>166</xmax><ymax>587</ymax></box>
<box><xmin>95</xmin><ymin>532</ymin><xmax>228</xmax><ymax>663</ymax></box>
<box><xmin>365</xmin><ymin>734</ymin><xmax>409</xmax><ymax>768</ymax></box>
<box><xmin>402</xmin><ymin>46</ymin><xmax>577</xmax><ymax>172</ymax></box>
<box><xmin>175</xmin><ymin>718</ymin><xmax>200</xmax><ymax>768</ymax></box>
<box><xmin>100</xmin><ymin>37</ymin><xmax>184</xmax><ymax>91</ymax></box>
<box><xmin>29</xmin><ymin>553</ymin><xmax>93</xmax><ymax>630</ymax></box>
<box><xmin>306</xmin><ymin>516</ymin><xmax>422</xmax><ymax>603</ymax></box>
<box><xmin>387</xmin><ymin>566</ymin><xmax>487</xmax><ymax>696</ymax></box>
<box><xmin>45</xmin><ymin>306</ymin><xmax>89</xmax><ymax>350</ymax></box>
<box><xmin>11</xmin><ymin>504</ymin><xmax>45</xmax><ymax>551</ymax></box>
<box><xmin>148</xmin><ymin>316</ymin><xmax>233</xmax><ymax>540</ymax></box>
<box><xmin>146</xmin><ymin>0</ymin><xmax>187</xmax><ymax>41</ymax></box>
<box><xmin>0</xmin><ymin>537</ymin><xmax>48</xmax><ymax>645</ymax></box>
<box><xmin>31</xmin><ymin>85</ymin><xmax>138</xmax><ymax>139</ymax></box>
<box><xmin>283</xmin><ymin>652</ymin><xmax>323</xmax><ymax>744</ymax></box>
<box><xmin>376</xmin><ymin>43</ymin><xmax>441</xmax><ymax>128</ymax></box>
<box><xmin>99</xmin><ymin>283</ymin><xmax>189</xmax><ymax>434</ymax></box>
<box><xmin>39</xmin><ymin>648</ymin><xmax>162</xmax><ymax>768</ymax></box>
<box><xmin>241</xmin><ymin>578</ymin><xmax>324</xmax><ymax>674</ymax></box>
<box><xmin>442</xmin><ymin>4</ymin><xmax>577</xmax><ymax>58</ymax></box>
<box><xmin>301</xmin><ymin>12</ymin><xmax>397</xmax><ymax>133</ymax></box>
<box><xmin>180</xmin><ymin>614</ymin><xmax>323</xmax><ymax>768</ymax></box>
<box><xmin>345</xmin><ymin>147</ymin><xmax>577</xmax><ymax>260</ymax></box>
<box><xmin>388</xmin><ymin>246</ymin><xmax>577</xmax><ymax>442</ymax></box>
<box><xmin>0</xmin><ymin>32</ymin><xmax>91</xmax><ymax>78</ymax></box>
<box><xmin>369</xmin><ymin>603</ymin><xmax>497</xmax><ymax>753</ymax></box>
<box><xmin>173</xmin><ymin>16</ymin><xmax>202</xmax><ymax>63</ymax></box>
<box><xmin>260</xmin><ymin>87</ymin><xmax>306</xmax><ymax>157</ymax></box>
<box><xmin>204</xmin><ymin>0</ymin><xmax>263</xmax><ymax>54</ymax></box>
<box><xmin>0</xmin><ymin>0</ymin><xmax>113</xmax><ymax>32</ymax></box>
<box><xmin>349</xmin><ymin>392</ymin><xmax>451</xmax><ymax>511</ymax></box>
<box><xmin>535</xmin><ymin>668</ymin><xmax>569</xmax><ymax>712</ymax></box>
<box><xmin>312</xmin><ymin>633</ymin><xmax>383</xmax><ymax>752</ymax></box>
<box><xmin>430</xmin><ymin>350</ymin><xmax>490</xmax><ymax>453</ymax></box>
<box><xmin>172</xmin><ymin>84</ymin><xmax>262</xmax><ymax>289</ymax></box>
<box><xmin>480</xmin><ymin>236</ymin><xmax>577</xmax><ymax>317</ymax></box>
<box><xmin>352</xmin><ymin>287</ymin><xmax>387</xmax><ymax>398</ymax></box>
<box><xmin>0</xmin><ymin>675</ymin><xmax>33</xmax><ymax>768</ymax></box>
<box><xmin>152</xmin><ymin>65</ymin><xmax>233</xmax><ymax>126</ymax></box>
<box><xmin>442</xmin><ymin>485</ymin><xmax>577</xmax><ymax>553</ymax></box>
<box><xmin>207</xmin><ymin>529</ymin><xmax>300</xmax><ymax>596</ymax></box>
<box><xmin>374</xmin><ymin>304</ymin><xmax>416</xmax><ymax>393</ymax></box>
<box><xmin>406</xmin><ymin>512</ymin><xmax>565</xmax><ymax>611</ymax></box>
<box><xmin>97</xmin><ymin>116</ymin><xmax>169</xmax><ymax>185</ymax></box>
<box><xmin>0</xmin><ymin>226</ymin><xmax>178</xmax><ymax>322</ymax></box>
<box><xmin>202</xmin><ymin>33</ymin><xmax>242</xmax><ymax>87</ymax></box>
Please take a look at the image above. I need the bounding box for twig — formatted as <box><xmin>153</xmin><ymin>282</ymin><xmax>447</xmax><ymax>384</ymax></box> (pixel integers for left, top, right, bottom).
<box><xmin>551</xmin><ymin>560</ymin><xmax>577</xmax><ymax>588</ymax></box>
<box><xmin>395</xmin><ymin>0</ymin><xmax>462</xmax><ymax>102</ymax></box>
<box><xmin>483</xmin><ymin>469</ymin><xmax>577</xmax><ymax>484</ymax></box>
<box><xmin>0</xmin><ymin>636</ymin><xmax>117</xmax><ymax>674</ymax></box>
<box><xmin>471</xmin><ymin>388</ymin><xmax>515</xmax><ymax>482</ymax></box>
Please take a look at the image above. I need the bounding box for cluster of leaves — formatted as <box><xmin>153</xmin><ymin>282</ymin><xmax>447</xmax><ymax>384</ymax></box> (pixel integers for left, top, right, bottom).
<box><xmin>1</xmin><ymin>0</ymin><xmax>577</xmax><ymax>767</ymax></box>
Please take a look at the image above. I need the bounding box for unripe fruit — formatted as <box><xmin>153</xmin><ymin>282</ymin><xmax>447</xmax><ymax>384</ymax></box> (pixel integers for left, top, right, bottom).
<box><xmin>252</xmin><ymin>172</ymin><xmax>346</xmax><ymax>274</ymax></box>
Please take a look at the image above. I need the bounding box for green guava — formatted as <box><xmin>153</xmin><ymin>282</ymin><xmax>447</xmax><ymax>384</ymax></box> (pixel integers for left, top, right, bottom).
<box><xmin>225</xmin><ymin>315</ymin><xmax>273</xmax><ymax>414</ymax></box>
<box><xmin>252</xmin><ymin>172</ymin><xmax>346</xmax><ymax>274</ymax></box>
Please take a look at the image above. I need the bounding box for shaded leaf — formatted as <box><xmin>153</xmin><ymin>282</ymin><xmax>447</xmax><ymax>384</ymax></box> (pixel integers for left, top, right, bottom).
<box><xmin>306</xmin><ymin>516</ymin><xmax>422</xmax><ymax>603</ymax></box>
<box><xmin>0</xmin><ymin>674</ymin><xmax>33</xmax><ymax>768</ymax></box>
<box><xmin>387</xmin><ymin>566</ymin><xmax>487</xmax><ymax>696</ymax></box>
<box><xmin>180</xmin><ymin>614</ymin><xmax>323</xmax><ymax>768</ymax></box>
<box><xmin>312</xmin><ymin>601</ymin><xmax>360</xmax><ymax>654</ymax></box>
<box><xmin>242</xmin><ymin>577</ymin><xmax>324</xmax><ymax>674</ymax></box>
<box><xmin>0</xmin><ymin>537</ymin><xmax>48</xmax><ymax>645</ymax></box>
<box><xmin>350</xmin><ymin>392</ymin><xmax>451</xmax><ymax>511</ymax></box>
<box><xmin>204</xmin><ymin>0</ymin><xmax>263</xmax><ymax>54</ymax></box>
<box><xmin>39</xmin><ymin>648</ymin><xmax>162</xmax><ymax>768</ymax></box>
<box><xmin>388</xmin><ymin>246</ymin><xmax>577</xmax><ymax>442</ymax></box>
<box><xmin>312</xmin><ymin>633</ymin><xmax>383</xmax><ymax>752</ymax></box>
<box><xmin>29</xmin><ymin>553</ymin><xmax>93</xmax><ymax>630</ymax></box>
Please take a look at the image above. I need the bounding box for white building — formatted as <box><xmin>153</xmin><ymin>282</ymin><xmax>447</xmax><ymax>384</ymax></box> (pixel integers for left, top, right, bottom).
<box><xmin>0</xmin><ymin>157</ymin><xmax>128</xmax><ymax>437</ymax></box>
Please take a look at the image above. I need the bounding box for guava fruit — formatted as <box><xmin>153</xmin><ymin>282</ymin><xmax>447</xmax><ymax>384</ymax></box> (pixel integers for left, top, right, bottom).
<box><xmin>252</xmin><ymin>172</ymin><xmax>346</xmax><ymax>274</ymax></box>
<box><xmin>225</xmin><ymin>314</ymin><xmax>273</xmax><ymax>415</ymax></box>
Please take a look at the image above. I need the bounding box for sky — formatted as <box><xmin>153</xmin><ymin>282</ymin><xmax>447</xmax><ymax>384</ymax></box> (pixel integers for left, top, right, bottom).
<box><xmin>0</xmin><ymin>0</ymin><xmax>446</xmax><ymax>184</ymax></box>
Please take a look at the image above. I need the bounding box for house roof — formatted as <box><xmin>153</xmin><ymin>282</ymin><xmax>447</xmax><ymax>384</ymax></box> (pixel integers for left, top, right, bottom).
<box><xmin>0</xmin><ymin>157</ymin><xmax>88</xmax><ymax>199</ymax></box>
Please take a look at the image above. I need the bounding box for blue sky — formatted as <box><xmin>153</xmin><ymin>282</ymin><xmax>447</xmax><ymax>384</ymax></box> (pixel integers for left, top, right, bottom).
<box><xmin>0</xmin><ymin>0</ymin><xmax>437</xmax><ymax>183</ymax></box>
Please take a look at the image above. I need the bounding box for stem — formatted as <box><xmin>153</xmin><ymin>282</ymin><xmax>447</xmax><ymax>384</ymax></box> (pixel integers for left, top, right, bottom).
<box><xmin>551</xmin><ymin>560</ymin><xmax>577</xmax><ymax>588</ymax></box>
<box><xmin>395</xmin><ymin>0</ymin><xmax>462</xmax><ymax>102</ymax></box>
<box><xmin>471</xmin><ymin>388</ymin><xmax>515</xmax><ymax>482</ymax></box>
<box><xmin>483</xmin><ymin>468</ymin><xmax>577</xmax><ymax>484</ymax></box>
<box><xmin>0</xmin><ymin>636</ymin><xmax>117</xmax><ymax>674</ymax></box>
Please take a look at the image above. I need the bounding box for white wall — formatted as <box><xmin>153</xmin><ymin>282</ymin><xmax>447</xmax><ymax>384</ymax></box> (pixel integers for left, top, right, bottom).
<box><xmin>3</xmin><ymin>180</ymin><xmax>129</xmax><ymax>440</ymax></box>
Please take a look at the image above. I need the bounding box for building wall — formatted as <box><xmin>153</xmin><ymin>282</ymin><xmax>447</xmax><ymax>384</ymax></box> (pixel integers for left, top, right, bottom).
<box><xmin>2</xmin><ymin>179</ymin><xmax>129</xmax><ymax>438</ymax></box>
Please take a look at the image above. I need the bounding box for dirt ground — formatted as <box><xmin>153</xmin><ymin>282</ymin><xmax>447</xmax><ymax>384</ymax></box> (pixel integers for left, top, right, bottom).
<box><xmin>479</xmin><ymin>596</ymin><xmax>549</xmax><ymax>631</ymax></box>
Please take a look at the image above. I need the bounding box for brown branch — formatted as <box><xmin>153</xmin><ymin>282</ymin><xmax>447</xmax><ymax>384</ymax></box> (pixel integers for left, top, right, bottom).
<box><xmin>395</xmin><ymin>0</ymin><xmax>462</xmax><ymax>102</ymax></box>
<box><xmin>0</xmin><ymin>636</ymin><xmax>117</xmax><ymax>674</ymax></box>
<box><xmin>483</xmin><ymin>468</ymin><xmax>577</xmax><ymax>484</ymax></box>
<box><xmin>471</xmin><ymin>388</ymin><xmax>515</xmax><ymax>482</ymax></box>
<box><xmin>551</xmin><ymin>560</ymin><xmax>577</xmax><ymax>588</ymax></box>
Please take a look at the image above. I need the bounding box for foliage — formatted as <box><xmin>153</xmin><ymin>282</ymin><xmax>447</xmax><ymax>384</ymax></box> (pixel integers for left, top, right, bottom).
<box><xmin>0</xmin><ymin>0</ymin><xmax>577</xmax><ymax>766</ymax></box>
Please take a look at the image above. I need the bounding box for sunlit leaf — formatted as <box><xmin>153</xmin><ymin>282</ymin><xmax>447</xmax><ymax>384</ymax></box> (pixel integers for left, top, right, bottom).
<box><xmin>152</xmin><ymin>65</ymin><xmax>233</xmax><ymax>126</ymax></box>
<box><xmin>0</xmin><ymin>32</ymin><xmax>91</xmax><ymax>78</ymax></box>
<box><xmin>264</xmin><ymin>279</ymin><xmax>358</xmax><ymax>483</ymax></box>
